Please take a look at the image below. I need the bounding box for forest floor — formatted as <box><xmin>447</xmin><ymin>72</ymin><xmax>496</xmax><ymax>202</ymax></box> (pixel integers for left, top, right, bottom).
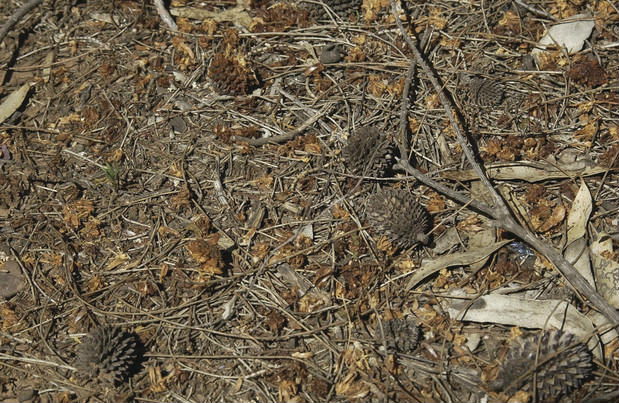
<box><xmin>0</xmin><ymin>0</ymin><xmax>618</xmax><ymax>402</ymax></box>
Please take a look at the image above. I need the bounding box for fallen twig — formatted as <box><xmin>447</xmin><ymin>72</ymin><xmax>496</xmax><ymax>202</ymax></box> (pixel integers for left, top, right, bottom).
<box><xmin>513</xmin><ymin>0</ymin><xmax>557</xmax><ymax>21</ymax></box>
<box><xmin>389</xmin><ymin>0</ymin><xmax>619</xmax><ymax>327</ymax></box>
<box><xmin>231</xmin><ymin>102</ymin><xmax>332</xmax><ymax>146</ymax></box>
<box><xmin>153</xmin><ymin>0</ymin><xmax>178</xmax><ymax>32</ymax></box>
<box><xmin>0</xmin><ymin>0</ymin><xmax>44</xmax><ymax>45</ymax></box>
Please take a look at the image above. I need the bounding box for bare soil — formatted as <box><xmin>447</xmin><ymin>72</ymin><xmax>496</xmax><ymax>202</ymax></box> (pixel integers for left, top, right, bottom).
<box><xmin>0</xmin><ymin>1</ymin><xmax>617</xmax><ymax>402</ymax></box>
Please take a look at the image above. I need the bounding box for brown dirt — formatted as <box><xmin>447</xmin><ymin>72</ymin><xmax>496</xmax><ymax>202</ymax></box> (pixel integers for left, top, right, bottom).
<box><xmin>1</xmin><ymin>1</ymin><xmax>617</xmax><ymax>402</ymax></box>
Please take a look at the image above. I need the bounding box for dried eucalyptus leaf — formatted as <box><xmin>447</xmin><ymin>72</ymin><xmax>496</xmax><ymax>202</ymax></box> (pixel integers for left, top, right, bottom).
<box><xmin>0</xmin><ymin>83</ymin><xmax>30</xmax><ymax>125</ymax></box>
<box><xmin>406</xmin><ymin>240</ymin><xmax>510</xmax><ymax>290</ymax></box>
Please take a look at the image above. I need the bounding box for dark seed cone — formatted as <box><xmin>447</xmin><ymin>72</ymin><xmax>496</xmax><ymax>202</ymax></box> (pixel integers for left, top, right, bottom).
<box><xmin>376</xmin><ymin>318</ymin><xmax>420</xmax><ymax>353</ymax></box>
<box><xmin>76</xmin><ymin>326</ymin><xmax>138</xmax><ymax>384</ymax></box>
<box><xmin>342</xmin><ymin>127</ymin><xmax>394</xmax><ymax>177</ymax></box>
<box><xmin>489</xmin><ymin>329</ymin><xmax>594</xmax><ymax>402</ymax></box>
<box><xmin>467</xmin><ymin>78</ymin><xmax>504</xmax><ymax>107</ymax></box>
<box><xmin>208</xmin><ymin>52</ymin><xmax>259</xmax><ymax>96</ymax></box>
<box><xmin>301</xmin><ymin>0</ymin><xmax>362</xmax><ymax>19</ymax></box>
<box><xmin>365</xmin><ymin>188</ymin><xmax>431</xmax><ymax>249</ymax></box>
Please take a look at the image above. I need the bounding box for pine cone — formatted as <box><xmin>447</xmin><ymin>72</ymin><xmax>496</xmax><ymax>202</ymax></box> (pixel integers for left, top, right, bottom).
<box><xmin>467</xmin><ymin>78</ymin><xmax>504</xmax><ymax>107</ymax></box>
<box><xmin>208</xmin><ymin>52</ymin><xmax>259</xmax><ymax>96</ymax></box>
<box><xmin>301</xmin><ymin>0</ymin><xmax>363</xmax><ymax>19</ymax></box>
<box><xmin>342</xmin><ymin>127</ymin><xmax>394</xmax><ymax>177</ymax></box>
<box><xmin>365</xmin><ymin>188</ymin><xmax>431</xmax><ymax>249</ymax></box>
<box><xmin>76</xmin><ymin>326</ymin><xmax>138</xmax><ymax>384</ymax></box>
<box><xmin>376</xmin><ymin>318</ymin><xmax>420</xmax><ymax>353</ymax></box>
<box><xmin>489</xmin><ymin>330</ymin><xmax>594</xmax><ymax>402</ymax></box>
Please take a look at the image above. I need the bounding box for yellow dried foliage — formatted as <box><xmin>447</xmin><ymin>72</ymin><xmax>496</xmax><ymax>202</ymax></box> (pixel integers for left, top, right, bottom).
<box><xmin>278</xmin><ymin>379</ymin><xmax>301</xmax><ymax>403</ymax></box>
<box><xmin>251</xmin><ymin>242</ymin><xmax>270</xmax><ymax>259</ymax></box>
<box><xmin>80</xmin><ymin>216</ymin><xmax>101</xmax><ymax>239</ymax></box>
<box><xmin>530</xmin><ymin>200</ymin><xmax>566</xmax><ymax>233</ymax></box>
<box><xmin>508</xmin><ymin>390</ymin><xmax>531</xmax><ymax>403</ymax></box>
<box><xmin>425</xmin><ymin>93</ymin><xmax>440</xmax><ymax>109</ymax></box>
<box><xmin>574</xmin><ymin>119</ymin><xmax>598</xmax><ymax>146</ymax></box>
<box><xmin>428</xmin><ymin>8</ymin><xmax>447</xmax><ymax>30</ymax></box>
<box><xmin>376</xmin><ymin>236</ymin><xmax>396</xmax><ymax>255</ymax></box>
<box><xmin>457</xmin><ymin>214</ymin><xmax>485</xmax><ymax>232</ymax></box>
<box><xmin>107</xmin><ymin>148</ymin><xmax>123</xmax><ymax>163</ymax></box>
<box><xmin>351</xmin><ymin>33</ymin><xmax>366</xmax><ymax>45</ymax></box>
<box><xmin>250</xmin><ymin>175</ymin><xmax>274</xmax><ymax>191</ymax></box>
<box><xmin>185</xmin><ymin>239</ymin><xmax>223</xmax><ymax>276</ymax></box>
<box><xmin>426</xmin><ymin>192</ymin><xmax>446</xmax><ymax>213</ymax></box>
<box><xmin>596</xmin><ymin>1</ymin><xmax>619</xmax><ymax>32</ymax></box>
<box><xmin>345</xmin><ymin>46</ymin><xmax>366</xmax><ymax>62</ymax></box>
<box><xmin>498</xmin><ymin>10</ymin><xmax>520</xmax><ymax>30</ymax></box>
<box><xmin>63</xmin><ymin>199</ymin><xmax>94</xmax><ymax>229</ymax></box>
<box><xmin>298</xmin><ymin>293</ymin><xmax>325</xmax><ymax>313</ymax></box>
<box><xmin>1</xmin><ymin>303</ymin><xmax>20</xmax><ymax>331</ymax></box>
<box><xmin>335</xmin><ymin>370</ymin><xmax>370</xmax><ymax>399</ymax></box>
<box><xmin>105</xmin><ymin>252</ymin><xmax>129</xmax><ymax>271</ymax></box>
<box><xmin>363</xmin><ymin>0</ymin><xmax>389</xmax><ymax>22</ymax></box>
<box><xmin>86</xmin><ymin>274</ymin><xmax>105</xmax><ymax>293</ymax></box>
<box><xmin>440</xmin><ymin>36</ymin><xmax>462</xmax><ymax>49</ymax></box>
<box><xmin>396</xmin><ymin>257</ymin><xmax>416</xmax><ymax>273</ymax></box>
<box><xmin>172</xmin><ymin>36</ymin><xmax>196</xmax><ymax>68</ymax></box>
<box><xmin>368</xmin><ymin>74</ymin><xmax>387</xmax><ymax>97</ymax></box>
<box><xmin>332</xmin><ymin>203</ymin><xmax>349</xmax><ymax>219</ymax></box>
<box><xmin>147</xmin><ymin>365</ymin><xmax>168</xmax><ymax>393</ymax></box>
<box><xmin>41</xmin><ymin>252</ymin><xmax>63</xmax><ymax>268</ymax></box>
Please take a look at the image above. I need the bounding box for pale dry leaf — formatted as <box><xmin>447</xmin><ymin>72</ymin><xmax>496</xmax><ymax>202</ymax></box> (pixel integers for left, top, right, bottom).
<box><xmin>442</xmin><ymin>293</ymin><xmax>601</xmax><ymax>359</ymax></box>
<box><xmin>532</xmin><ymin>13</ymin><xmax>594</xmax><ymax>64</ymax></box>
<box><xmin>406</xmin><ymin>240</ymin><xmax>511</xmax><ymax>290</ymax></box>
<box><xmin>43</xmin><ymin>50</ymin><xmax>55</xmax><ymax>83</ymax></box>
<box><xmin>564</xmin><ymin>180</ymin><xmax>594</xmax><ymax>286</ymax></box>
<box><xmin>468</xmin><ymin>181</ymin><xmax>497</xmax><ymax>271</ymax></box>
<box><xmin>0</xmin><ymin>83</ymin><xmax>30</xmax><ymax>125</ymax></box>
<box><xmin>441</xmin><ymin>162</ymin><xmax>606</xmax><ymax>182</ymax></box>
<box><xmin>170</xmin><ymin>6</ymin><xmax>252</xmax><ymax>28</ymax></box>
<box><xmin>567</xmin><ymin>180</ymin><xmax>592</xmax><ymax>241</ymax></box>
<box><xmin>590</xmin><ymin>233</ymin><xmax>619</xmax><ymax>309</ymax></box>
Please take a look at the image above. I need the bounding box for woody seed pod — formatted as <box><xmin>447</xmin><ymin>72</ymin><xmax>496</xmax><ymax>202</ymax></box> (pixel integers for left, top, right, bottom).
<box><xmin>342</xmin><ymin>127</ymin><xmax>394</xmax><ymax>177</ymax></box>
<box><xmin>76</xmin><ymin>326</ymin><xmax>138</xmax><ymax>384</ymax></box>
<box><xmin>365</xmin><ymin>188</ymin><xmax>431</xmax><ymax>249</ymax></box>
<box><xmin>489</xmin><ymin>329</ymin><xmax>594</xmax><ymax>402</ymax></box>
<box><xmin>376</xmin><ymin>318</ymin><xmax>420</xmax><ymax>353</ymax></box>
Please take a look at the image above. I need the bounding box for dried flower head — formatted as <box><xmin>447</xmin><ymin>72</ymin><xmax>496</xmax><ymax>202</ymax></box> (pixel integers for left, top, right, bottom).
<box><xmin>76</xmin><ymin>326</ymin><xmax>138</xmax><ymax>384</ymax></box>
<box><xmin>301</xmin><ymin>0</ymin><xmax>363</xmax><ymax>19</ymax></box>
<box><xmin>489</xmin><ymin>329</ymin><xmax>594</xmax><ymax>402</ymax></box>
<box><xmin>208</xmin><ymin>52</ymin><xmax>259</xmax><ymax>96</ymax></box>
<box><xmin>365</xmin><ymin>188</ymin><xmax>431</xmax><ymax>249</ymax></box>
<box><xmin>342</xmin><ymin>127</ymin><xmax>394</xmax><ymax>177</ymax></box>
<box><xmin>376</xmin><ymin>318</ymin><xmax>420</xmax><ymax>353</ymax></box>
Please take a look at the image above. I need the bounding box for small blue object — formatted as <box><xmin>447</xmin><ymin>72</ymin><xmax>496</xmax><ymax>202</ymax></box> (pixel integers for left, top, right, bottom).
<box><xmin>509</xmin><ymin>241</ymin><xmax>535</xmax><ymax>261</ymax></box>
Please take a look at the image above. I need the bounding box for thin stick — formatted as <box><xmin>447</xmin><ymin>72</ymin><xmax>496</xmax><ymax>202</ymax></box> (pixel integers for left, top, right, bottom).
<box><xmin>153</xmin><ymin>0</ymin><xmax>178</xmax><ymax>32</ymax></box>
<box><xmin>0</xmin><ymin>0</ymin><xmax>44</xmax><ymax>45</ymax></box>
<box><xmin>389</xmin><ymin>0</ymin><xmax>619</xmax><ymax>326</ymax></box>
<box><xmin>231</xmin><ymin>103</ymin><xmax>332</xmax><ymax>146</ymax></box>
<box><xmin>394</xmin><ymin>158</ymin><xmax>493</xmax><ymax>217</ymax></box>
<box><xmin>513</xmin><ymin>0</ymin><xmax>557</xmax><ymax>21</ymax></box>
